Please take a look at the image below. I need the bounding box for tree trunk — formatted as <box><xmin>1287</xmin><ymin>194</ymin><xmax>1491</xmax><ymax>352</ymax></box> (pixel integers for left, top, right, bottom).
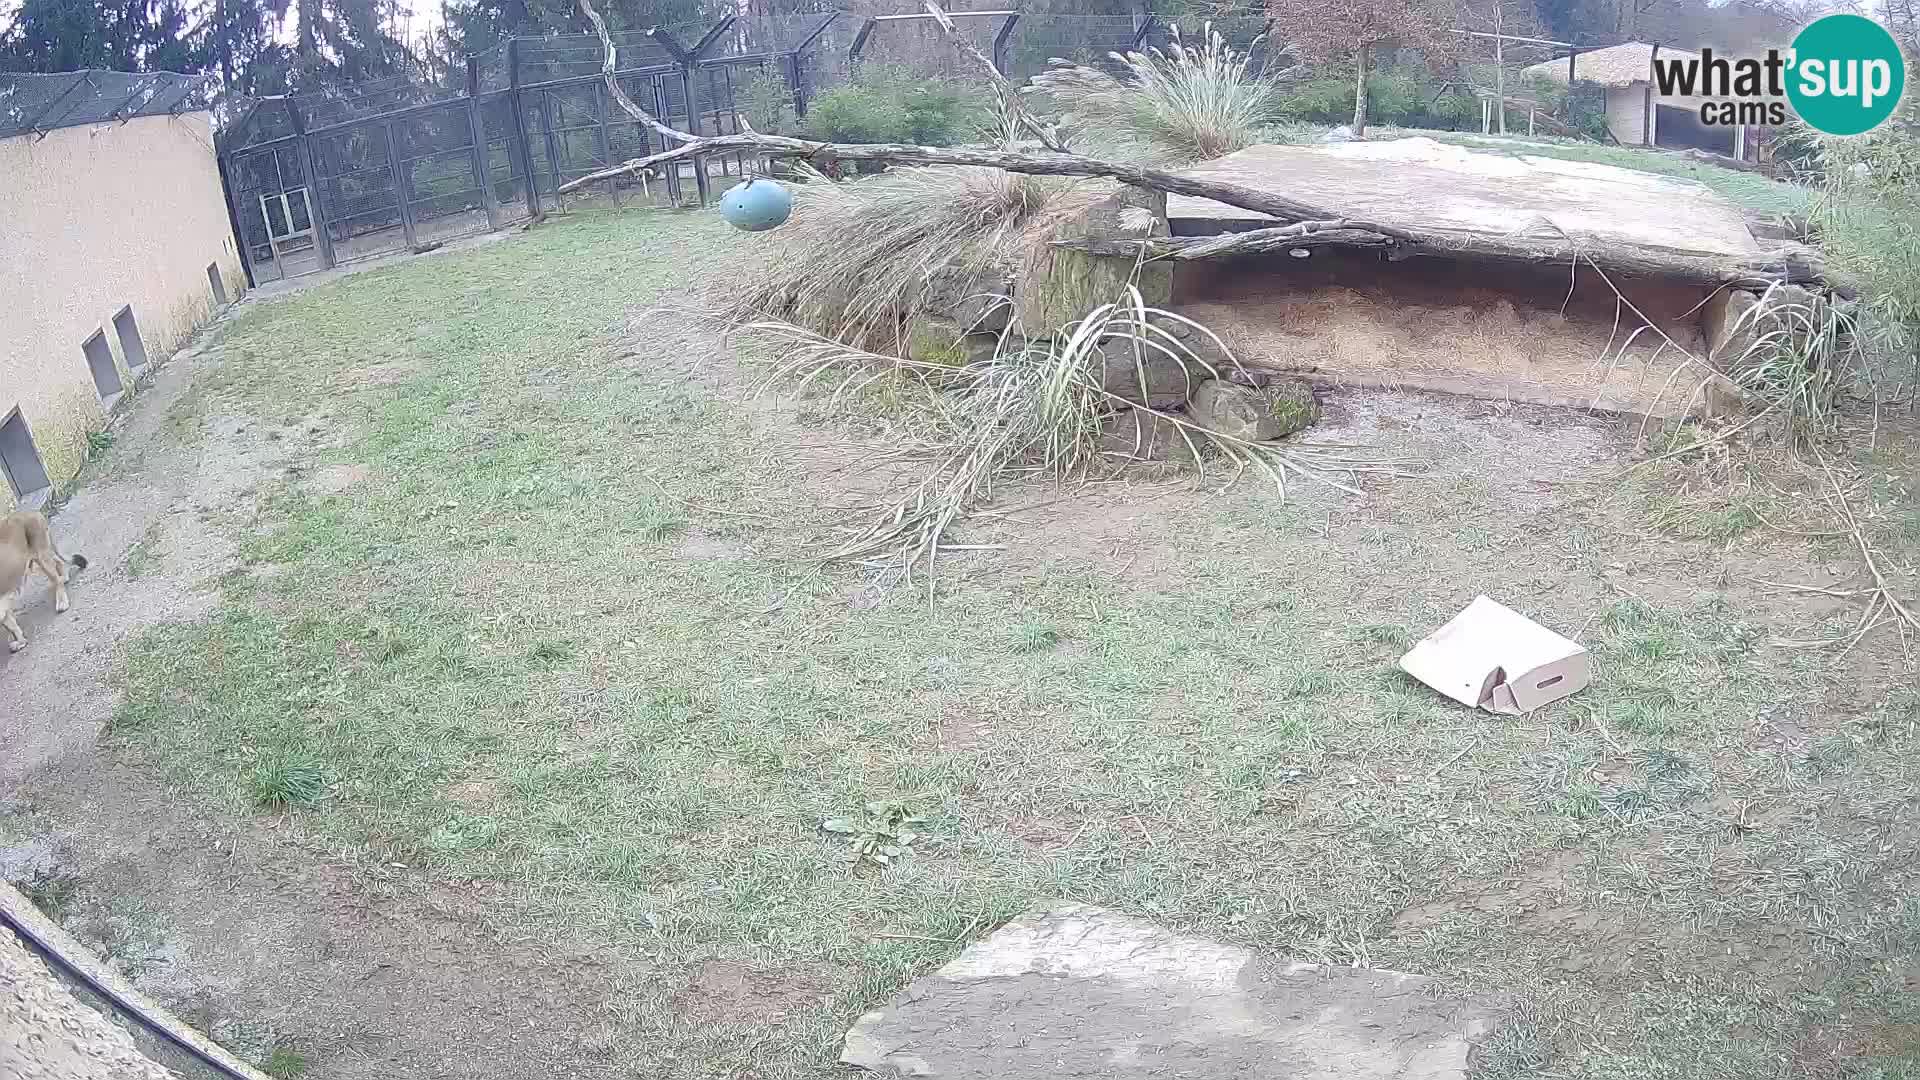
<box><xmin>1493</xmin><ymin>3</ymin><xmax>1507</xmax><ymax>135</ymax></box>
<box><xmin>1051</xmin><ymin>229</ymin><xmax>1845</xmax><ymax>294</ymax></box>
<box><xmin>1352</xmin><ymin>44</ymin><xmax>1369</xmax><ymax>137</ymax></box>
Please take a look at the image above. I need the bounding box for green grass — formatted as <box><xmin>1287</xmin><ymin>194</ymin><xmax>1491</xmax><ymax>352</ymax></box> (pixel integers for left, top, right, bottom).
<box><xmin>102</xmin><ymin>208</ymin><xmax>1920</xmax><ymax>1078</ymax></box>
<box><xmin>247</xmin><ymin>754</ymin><xmax>329</xmax><ymax>809</ymax></box>
<box><xmin>262</xmin><ymin>1046</ymin><xmax>308</xmax><ymax>1079</ymax></box>
<box><xmin>22</xmin><ymin>872</ymin><xmax>79</xmax><ymax>919</ymax></box>
<box><xmin>1392</xmin><ymin>128</ymin><xmax>1816</xmax><ymax>217</ymax></box>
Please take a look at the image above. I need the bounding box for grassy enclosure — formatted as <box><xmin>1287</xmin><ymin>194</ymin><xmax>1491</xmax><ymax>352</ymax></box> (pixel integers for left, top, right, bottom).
<box><xmin>43</xmin><ymin>199</ymin><xmax>1917</xmax><ymax>1079</ymax></box>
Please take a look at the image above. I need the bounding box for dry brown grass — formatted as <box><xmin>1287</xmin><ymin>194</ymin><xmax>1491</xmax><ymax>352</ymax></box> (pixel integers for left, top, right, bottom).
<box><xmin>721</xmin><ymin>164</ymin><xmax>1101</xmax><ymax>352</ymax></box>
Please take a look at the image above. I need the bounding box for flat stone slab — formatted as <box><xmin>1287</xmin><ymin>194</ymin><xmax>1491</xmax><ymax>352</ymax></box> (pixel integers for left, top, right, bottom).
<box><xmin>1168</xmin><ymin>136</ymin><xmax>1761</xmax><ymax>259</ymax></box>
<box><xmin>840</xmin><ymin>903</ymin><xmax>1503</xmax><ymax>1078</ymax></box>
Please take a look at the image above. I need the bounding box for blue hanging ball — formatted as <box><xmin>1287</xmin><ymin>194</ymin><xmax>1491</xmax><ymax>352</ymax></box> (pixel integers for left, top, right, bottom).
<box><xmin>719</xmin><ymin>177</ymin><xmax>793</xmax><ymax>232</ymax></box>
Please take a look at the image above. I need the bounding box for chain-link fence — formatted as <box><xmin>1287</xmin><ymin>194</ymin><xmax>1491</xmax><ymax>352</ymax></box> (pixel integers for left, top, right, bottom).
<box><xmin>212</xmin><ymin>9</ymin><xmax>1270</xmax><ymax>285</ymax></box>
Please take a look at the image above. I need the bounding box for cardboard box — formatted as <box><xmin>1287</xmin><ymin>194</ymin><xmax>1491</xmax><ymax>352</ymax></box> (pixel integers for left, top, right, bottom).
<box><xmin>1399</xmin><ymin>596</ymin><xmax>1590</xmax><ymax>714</ymax></box>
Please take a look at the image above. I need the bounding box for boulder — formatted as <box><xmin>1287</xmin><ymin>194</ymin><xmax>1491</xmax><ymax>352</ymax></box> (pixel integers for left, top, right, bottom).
<box><xmin>1188</xmin><ymin>379</ymin><xmax>1319</xmax><ymax>441</ymax></box>
<box><xmin>922</xmin><ymin>263</ymin><xmax>1014</xmax><ymax>333</ymax></box>
<box><xmin>1146</xmin><ymin>311</ymin><xmax>1243</xmax><ymax>379</ymax></box>
<box><xmin>1703</xmin><ymin>284</ymin><xmax>1835</xmax><ymax>372</ymax></box>
<box><xmin>1095</xmin><ymin>339</ymin><xmax>1206</xmax><ymax>406</ymax></box>
<box><xmin>1702</xmin><ymin>288</ymin><xmax>1761</xmax><ymax>364</ymax></box>
<box><xmin>906</xmin><ymin>313</ymin><xmax>1000</xmax><ymax>367</ymax></box>
<box><xmin>839</xmin><ymin>902</ymin><xmax>1506</xmax><ymax>1080</ymax></box>
<box><xmin>1014</xmin><ymin>186</ymin><xmax>1174</xmax><ymax>338</ymax></box>
<box><xmin>1099</xmin><ymin>408</ymin><xmax>1204</xmax><ymax>464</ymax></box>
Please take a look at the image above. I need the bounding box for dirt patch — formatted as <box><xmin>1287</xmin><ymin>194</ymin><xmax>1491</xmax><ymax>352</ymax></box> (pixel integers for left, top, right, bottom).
<box><xmin>10</xmin><ymin>762</ymin><xmax>640</xmax><ymax>1079</ymax></box>
<box><xmin>680</xmin><ymin>959</ymin><xmax>831</xmax><ymax>1026</ymax></box>
<box><xmin>1393</xmin><ymin>850</ymin><xmax>1585</xmax><ymax>934</ymax></box>
<box><xmin>1173</xmin><ymin>248</ymin><xmax>1731</xmax><ymax>419</ymax></box>
<box><xmin>674</xmin><ymin>531</ymin><xmax>748</xmax><ymax>560</ymax></box>
<box><xmin>307</xmin><ymin>463</ymin><xmax>371</xmax><ymax>494</ymax></box>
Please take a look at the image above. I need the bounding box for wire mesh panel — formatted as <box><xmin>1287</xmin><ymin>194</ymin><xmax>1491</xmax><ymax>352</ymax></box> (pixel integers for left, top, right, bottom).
<box><xmin>393</xmin><ymin>100</ymin><xmax>499</xmax><ymax>249</ymax></box>
<box><xmin>226</xmin><ymin>143</ymin><xmax>321</xmax><ymax>283</ymax></box>
<box><xmin>514</xmin><ymin>28</ymin><xmax>694</xmax><ymax>86</ymax></box>
<box><xmin>0</xmin><ymin>70</ymin><xmax>214</xmax><ymax>139</ymax></box>
<box><xmin>479</xmin><ymin>93</ymin><xmax>533</xmax><ymax>221</ymax></box>
<box><xmin>706</xmin><ymin>14</ymin><xmax>841</xmax><ymax>60</ymax></box>
<box><xmin>856</xmin><ymin>13</ymin><xmax>1008</xmax><ymax>82</ymax></box>
<box><xmin>1004</xmin><ymin>14</ymin><xmax>1141</xmax><ymax>83</ymax></box>
<box><xmin>792</xmin><ymin>15</ymin><xmax>865</xmax><ymax>109</ymax></box>
<box><xmin>295</xmin><ymin>74</ymin><xmax>455</xmax><ymax>129</ymax></box>
<box><xmin>1143</xmin><ymin>15</ymin><xmax>1279</xmax><ymax>73</ymax></box>
<box><xmin>307</xmin><ymin>121</ymin><xmax>408</xmax><ymax>264</ymax></box>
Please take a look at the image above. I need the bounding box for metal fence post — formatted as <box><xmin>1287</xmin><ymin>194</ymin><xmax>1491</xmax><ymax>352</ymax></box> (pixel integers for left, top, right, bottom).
<box><xmin>538</xmin><ymin>89</ymin><xmax>566</xmax><ymax>211</ymax></box>
<box><xmin>788</xmin><ymin>52</ymin><xmax>807</xmax><ymax>118</ymax></box>
<box><xmin>506</xmin><ymin>37</ymin><xmax>543</xmax><ymax>220</ymax></box>
<box><xmin>992</xmin><ymin>12</ymin><xmax>1020</xmax><ymax>76</ymax></box>
<box><xmin>283</xmin><ymin>101</ymin><xmax>337</xmax><ymax>270</ymax></box>
<box><xmin>215</xmin><ymin>152</ymin><xmax>259</xmax><ymax>289</ymax></box>
<box><xmin>383</xmin><ymin>121</ymin><xmax>420</xmax><ymax>248</ymax></box>
<box><xmin>595</xmin><ymin>80</ymin><xmax>618</xmax><ymax>204</ymax></box>
<box><xmin>787</xmin><ymin>13</ymin><xmax>838</xmax><ymax>121</ymax></box>
<box><xmin>1131</xmin><ymin>15</ymin><xmax>1157</xmax><ymax>49</ymax></box>
<box><xmin>466</xmin><ymin>56</ymin><xmax>503</xmax><ymax>230</ymax></box>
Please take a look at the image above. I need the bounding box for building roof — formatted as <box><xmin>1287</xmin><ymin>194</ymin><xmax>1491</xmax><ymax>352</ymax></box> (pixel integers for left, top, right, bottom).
<box><xmin>0</xmin><ymin>70</ymin><xmax>214</xmax><ymax>141</ymax></box>
<box><xmin>1523</xmin><ymin>42</ymin><xmax>1660</xmax><ymax>89</ymax></box>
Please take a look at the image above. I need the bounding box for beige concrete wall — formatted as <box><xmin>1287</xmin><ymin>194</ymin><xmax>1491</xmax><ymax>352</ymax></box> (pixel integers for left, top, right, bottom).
<box><xmin>0</xmin><ymin>111</ymin><xmax>243</xmax><ymax>511</ymax></box>
<box><xmin>1606</xmin><ymin>83</ymin><xmax>1651</xmax><ymax>144</ymax></box>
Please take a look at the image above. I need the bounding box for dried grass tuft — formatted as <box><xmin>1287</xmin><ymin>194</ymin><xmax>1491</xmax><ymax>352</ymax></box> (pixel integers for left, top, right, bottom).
<box><xmin>1025</xmin><ymin>23</ymin><xmax>1299</xmax><ymax>164</ymax></box>
<box><xmin>721</xmin><ymin>163</ymin><xmax>1099</xmax><ymax>352</ymax></box>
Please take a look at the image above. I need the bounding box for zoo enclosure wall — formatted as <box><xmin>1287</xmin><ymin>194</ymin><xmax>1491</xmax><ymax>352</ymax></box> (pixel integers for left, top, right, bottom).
<box><xmin>211</xmin><ymin>8</ymin><xmax>1278</xmax><ymax>286</ymax></box>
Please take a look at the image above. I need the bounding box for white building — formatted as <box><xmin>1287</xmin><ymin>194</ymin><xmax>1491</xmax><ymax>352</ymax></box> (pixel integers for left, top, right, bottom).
<box><xmin>1522</xmin><ymin>41</ymin><xmax>1773</xmax><ymax>161</ymax></box>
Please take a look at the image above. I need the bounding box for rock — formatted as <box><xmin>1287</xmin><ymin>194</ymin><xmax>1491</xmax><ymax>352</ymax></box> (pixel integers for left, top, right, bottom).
<box><xmin>906</xmin><ymin>313</ymin><xmax>1000</xmax><ymax>367</ymax></box>
<box><xmin>1189</xmin><ymin>379</ymin><xmax>1318</xmax><ymax>441</ymax></box>
<box><xmin>1095</xmin><ymin>339</ymin><xmax>1205</xmax><ymax>406</ymax></box>
<box><xmin>1099</xmin><ymin>409</ymin><xmax>1203</xmax><ymax>463</ymax></box>
<box><xmin>840</xmin><ymin>903</ymin><xmax>1504</xmax><ymax>1080</ymax></box>
<box><xmin>1702</xmin><ymin>288</ymin><xmax>1761</xmax><ymax>363</ymax></box>
<box><xmin>1147</xmin><ymin>311</ymin><xmax>1242</xmax><ymax>377</ymax></box>
<box><xmin>1013</xmin><ymin>186</ymin><xmax>1173</xmax><ymax>338</ymax></box>
<box><xmin>1703</xmin><ymin>284</ymin><xmax>1833</xmax><ymax>372</ymax></box>
<box><xmin>1321</xmin><ymin>124</ymin><xmax>1357</xmax><ymax>142</ymax></box>
<box><xmin>921</xmin><ymin>263</ymin><xmax>1014</xmax><ymax>333</ymax></box>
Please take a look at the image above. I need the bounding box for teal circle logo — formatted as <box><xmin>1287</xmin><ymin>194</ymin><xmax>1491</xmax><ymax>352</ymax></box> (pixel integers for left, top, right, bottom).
<box><xmin>1786</xmin><ymin>14</ymin><xmax>1906</xmax><ymax>135</ymax></box>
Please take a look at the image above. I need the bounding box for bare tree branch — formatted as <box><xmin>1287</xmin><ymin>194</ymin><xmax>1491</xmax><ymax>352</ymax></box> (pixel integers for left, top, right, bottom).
<box><xmin>558</xmin><ymin>0</ymin><xmax>1843</xmax><ymax>294</ymax></box>
<box><xmin>577</xmin><ymin>0</ymin><xmax>693</xmax><ymax>147</ymax></box>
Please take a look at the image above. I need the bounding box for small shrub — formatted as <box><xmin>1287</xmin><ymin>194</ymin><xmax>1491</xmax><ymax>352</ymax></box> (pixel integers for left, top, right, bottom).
<box><xmin>262</xmin><ymin>1046</ymin><xmax>308</xmax><ymax>1079</ymax></box>
<box><xmin>1011</xmin><ymin>623</ymin><xmax>1061</xmax><ymax>653</ymax></box>
<box><xmin>249</xmin><ymin>755</ymin><xmax>327</xmax><ymax>809</ymax></box>
<box><xmin>803</xmin><ymin>85</ymin><xmax>913</xmax><ymax>144</ymax></box>
<box><xmin>86</xmin><ymin>430</ymin><xmax>114</xmax><ymax>457</ymax></box>
<box><xmin>803</xmin><ymin>64</ymin><xmax>986</xmax><ymax>147</ymax></box>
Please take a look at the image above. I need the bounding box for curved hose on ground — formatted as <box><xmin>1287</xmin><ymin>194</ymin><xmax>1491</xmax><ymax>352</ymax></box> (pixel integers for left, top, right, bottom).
<box><xmin>0</xmin><ymin>903</ymin><xmax>260</xmax><ymax>1080</ymax></box>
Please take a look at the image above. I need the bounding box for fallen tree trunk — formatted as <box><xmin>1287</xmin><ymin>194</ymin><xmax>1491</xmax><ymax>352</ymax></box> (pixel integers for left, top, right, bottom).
<box><xmin>565</xmin><ymin>0</ymin><xmax>1845</xmax><ymax>296</ymax></box>
<box><xmin>1055</xmin><ymin>227</ymin><xmax>1845</xmax><ymax>292</ymax></box>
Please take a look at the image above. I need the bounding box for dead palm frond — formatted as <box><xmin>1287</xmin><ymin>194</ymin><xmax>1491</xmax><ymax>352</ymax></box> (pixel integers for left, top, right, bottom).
<box><xmin>745</xmin><ymin>287</ymin><xmax>1410</xmax><ymax>594</ymax></box>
